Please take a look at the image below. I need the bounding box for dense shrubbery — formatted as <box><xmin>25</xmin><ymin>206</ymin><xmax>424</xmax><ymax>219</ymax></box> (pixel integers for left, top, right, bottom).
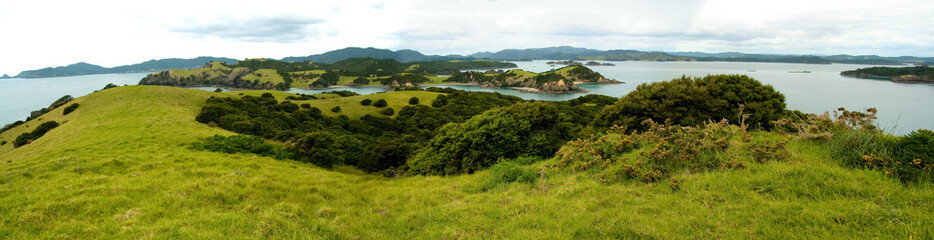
<box><xmin>192</xmin><ymin>134</ymin><xmax>295</xmax><ymax>160</ymax></box>
<box><xmin>194</xmin><ymin>88</ymin><xmax>527</xmax><ymax>172</ymax></box>
<box><xmin>597</xmin><ymin>74</ymin><xmax>786</xmax><ymax>132</ymax></box>
<box><xmin>13</xmin><ymin>121</ymin><xmax>60</xmax><ymax>148</ymax></box>
<box><xmin>63</xmin><ymin>103</ymin><xmax>80</xmax><ymax>115</ymax></box>
<box><xmin>408</xmin><ymin>97</ymin><xmax>419</xmax><ymax>105</ymax></box>
<box><xmin>0</xmin><ymin>121</ymin><xmax>25</xmax><ymax>134</ymax></box>
<box><xmin>360</xmin><ymin>99</ymin><xmax>372</xmax><ymax>106</ymax></box>
<box><xmin>26</xmin><ymin>95</ymin><xmax>74</xmax><ymax>121</ymax></box>
<box><xmin>331</xmin><ymin>106</ymin><xmax>342</xmax><ymax>113</ymax></box>
<box><xmin>407</xmin><ymin>102</ymin><xmax>575</xmax><ymax>175</ymax></box>
<box><xmin>380</xmin><ymin>107</ymin><xmax>394</xmax><ymax>116</ymax></box>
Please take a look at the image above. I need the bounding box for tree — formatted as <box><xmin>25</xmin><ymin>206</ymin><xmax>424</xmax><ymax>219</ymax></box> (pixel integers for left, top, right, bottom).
<box><xmin>597</xmin><ymin>74</ymin><xmax>785</xmax><ymax>132</ymax></box>
<box><xmin>331</xmin><ymin>106</ymin><xmax>342</xmax><ymax>113</ymax></box>
<box><xmin>360</xmin><ymin>99</ymin><xmax>372</xmax><ymax>106</ymax></box>
<box><xmin>408</xmin><ymin>97</ymin><xmax>419</xmax><ymax>105</ymax></box>
<box><xmin>373</xmin><ymin>99</ymin><xmax>388</xmax><ymax>107</ymax></box>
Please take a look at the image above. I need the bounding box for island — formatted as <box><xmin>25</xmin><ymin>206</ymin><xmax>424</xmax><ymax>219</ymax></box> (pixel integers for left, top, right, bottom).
<box><xmin>840</xmin><ymin>66</ymin><xmax>934</xmax><ymax>84</ymax></box>
<box><xmin>139</xmin><ymin>58</ymin><xmax>619</xmax><ymax>93</ymax></box>
<box><xmin>446</xmin><ymin>65</ymin><xmax>621</xmax><ymax>93</ymax></box>
<box><xmin>0</xmin><ymin>74</ymin><xmax>10</xmax><ymax>79</ymax></box>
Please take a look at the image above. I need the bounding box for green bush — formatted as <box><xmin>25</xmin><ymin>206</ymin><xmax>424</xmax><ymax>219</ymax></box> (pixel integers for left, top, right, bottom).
<box><xmin>331</xmin><ymin>106</ymin><xmax>342</xmax><ymax>113</ymax></box>
<box><xmin>373</xmin><ymin>99</ymin><xmax>388</xmax><ymax>108</ymax></box>
<box><xmin>1</xmin><ymin>140</ymin><xmax>6</xmax><ymax>146</ymax></box>
<box><xmin>261</xmin><ymin>92</ymin><xmax>274</xmax><ymax>98</ymax></box>
<box><xmin>597</xmin><ymin>74</ymin><xmax>786</xmax><ymax>132</ymax></box>
<box><xmin>408</xmin><ymin>97</ymin><xmax>420</xmax><ymax>105</ymax></box>
<box><xmin>482</xmin><ymin>161</ymin><xmax>538</xmax><ymax>190</ymax></box>
<box><xmin>191</xmin><ymin>134</ymin><xmax>295</xmax><ymax>160</ymax></box>
<box><xmin>300</xmin><ymin>103</ymin><xmax>311</xmax><ymax>109</ymax></box>
<box><xmin>360</xmin><ymin>99</ymin><xmax>372</xmax><ymax>106</ymax></box>
<box><xmin>380</xmin><ymin>107</ymin><xmax>394</xmax><ymax>116</ymax></box>
<box><xmin>13</xmin><ymin>121</ymin><xmax>60</xmax><ymax>148</ymax></box>
<box><xmin>63</xmin><ymin>103</ymin><xmax>80</xmax><ymax>115</ymax></box>
<box><xmin>289</xmin><ymin>132</ymin><xmax>367</xmax><ymax>168</ymax></box>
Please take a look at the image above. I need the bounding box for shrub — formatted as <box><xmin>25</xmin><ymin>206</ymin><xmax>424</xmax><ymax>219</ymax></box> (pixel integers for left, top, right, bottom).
<box><xmin>191</xmin><ymin>134</ymin><xmax>295</xmax><ymax>160</ymax></box>
<box><xmin>300</xmin><ymin>103</ymin><xmax>311</xmax><ymax>109</ymax></box>
<box><xmin>373</xmin><ymin>99</ymin><xmax>388</xmax><ymax>108</ymax></box>
<box><xmin>63</xmin><ymin>103</ymin><xmax>80</xmax><ymax>115</ymax></box>
<box><xmin>482</xmin><ymin>161</ymin><xmax>538</xmax><ymax>190</ymax></box>
<box><xmin>408</xmin><ymin>97</ymin><xmax>420</xmax><ymax>105</ymax></box>
<box><xmin>597</xmin><ymin>74</ymin><xmax>786</xmax><ymax>132</ymax></box>
<box><xmin>1</xmin><ymin>140</ymin><xmax>6</xmax><ymax>146</ymax></box>
<box><xmin>13</xmin><ymin>121</ymin><xmax>60</xmax><ymax>148</ymax></box>
<box><xmin>289</xmin><ymin>132</ymin><xmax>366</xmax><ymax>168</ymax></box>
<box><xmin>360</xmin><ymin>99</ymin><xmax>372</xmax><ymax>106</ymax></box>
<box><xmin>261</xmin><ymin>92</ymin><xmax>274</xmax><ymax>98</ymax></box>
<box><xmin>0</xmin><ymin>121</ymin><xmax>25</xmax><ymax>134</ymax></box>
<box><xmin>380</xmin><ymin>107</ymin><xmax>394</xmax><ymax>116</ymax></box>
<box><xmin>102</xmin><ymin>83</ymin><xmax>118</xmax><ymax>90</ymax></box>
<box><xmin>214</xmin><ymin>88</ymin><xmax>223</xmax><ymax>93</ymax></box>
<box><xmin>331</xmin><ymin>106</ymin><xmax>342</xmax><ymax>113</ymax></box>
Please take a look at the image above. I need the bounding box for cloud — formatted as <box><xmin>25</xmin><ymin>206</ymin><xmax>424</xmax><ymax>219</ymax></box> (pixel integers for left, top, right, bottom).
<box><xmin>170</xmin><ymin>16</ymin><xmax>326</xmax><ymax>43</ymax></box>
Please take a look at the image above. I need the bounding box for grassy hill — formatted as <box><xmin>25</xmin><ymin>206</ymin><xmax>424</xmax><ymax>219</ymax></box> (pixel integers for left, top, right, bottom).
<box><xmin>1</xmin><ymin>86</ymin><xmax>932</xmax><ymax>238</ymax></box>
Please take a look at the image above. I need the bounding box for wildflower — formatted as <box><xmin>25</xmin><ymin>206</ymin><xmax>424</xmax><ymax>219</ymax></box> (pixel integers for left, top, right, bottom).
<box><xmin>885</xmin><ymin>171</ymin><xmax>892</xmax><ymax>175</ymax></box>
<box><xmin>862</xmin><ymin>155</ymin><xmax>872</xmax><ymax>161</ymax></box>
<box><xmin>914</xmin><ymin>159</ymin><xmax>922</xmax><ymax>165</ymax></box>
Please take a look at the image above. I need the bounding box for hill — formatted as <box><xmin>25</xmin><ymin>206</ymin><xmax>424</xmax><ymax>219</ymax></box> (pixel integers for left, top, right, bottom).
<box><xmin>444</xmin><ymin>65</ymin><xmax>621</xmax><ymax>93</ymax></box>
<box><xmin>0</xmin><ymin>85</ymin><xmax>931</xmax><ymax>238</ymax></box>
<box><xmin>280</xmin><ymin>47</ymin><xmax>474</xmax><ymax>63</ymax></box>
<box><xmin>841</xmin><ymin>66</ymin><xmax>934</xmax><ymax>83</ymax></box>
<box><xmin>139</xmin><ymin>58</ymin><xmax>517</xmax><ymax>90</ymax></box>
<box><xmin>14</xmin><ymin>57</ymin><xmax>239</xmax><ymax>78</ymax></box>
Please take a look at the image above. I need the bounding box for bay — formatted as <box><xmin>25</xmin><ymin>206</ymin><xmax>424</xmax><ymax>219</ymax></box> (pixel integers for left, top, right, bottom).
<box><xmin>2</xmin><ymin>61</ymin><xmax>932</xmax><ymax>135</ymax></box>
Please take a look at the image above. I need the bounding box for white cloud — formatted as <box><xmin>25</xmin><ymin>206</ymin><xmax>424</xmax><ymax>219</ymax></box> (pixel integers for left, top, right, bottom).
<box><xmin>1</xmin><ymin>0</ymin><xmax>933</xmax><ymax>75</ymax></box>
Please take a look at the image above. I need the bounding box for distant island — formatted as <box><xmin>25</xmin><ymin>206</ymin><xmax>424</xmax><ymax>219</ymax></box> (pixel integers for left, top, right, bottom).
<box><xmin>13</xmin><ymin>57</ymin><xmax>239</xmax><ymax>78</ymax></box>
<box><xmin>545</xmin><ymin>60</ymin><xmax>616</xmax><ymax>66</ymax></box>
<box><xmin>15</xmin><ymin>46</ymin><xmax>934</xmax><ymax>79</ymax></box>
<box><xmin>138</xmin><ymin>58</ymin><xmax>618</xmax><ymax>93</ymax></box>
<box><xmin>840</xmin><ymin>66</ymin><xmax>934</xmax><ymax>84</ymax></box>
<box><xmin>0</xmin><ymin>74</ymin><xmax>10</xmax><ymax>79</ymax></box>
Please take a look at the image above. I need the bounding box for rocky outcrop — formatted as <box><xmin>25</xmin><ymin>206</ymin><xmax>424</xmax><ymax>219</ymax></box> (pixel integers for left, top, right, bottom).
<box><xmin>892</xmin><ymin>75</ymin><xmax>934</xmax><ymax>83</ymax></box>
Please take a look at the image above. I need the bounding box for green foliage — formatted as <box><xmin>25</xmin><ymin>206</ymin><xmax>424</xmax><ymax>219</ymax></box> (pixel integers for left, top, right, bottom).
<box><xmin>102</xmin><ymin>83</ymin><xmax>119</xmax><ymax>90</ymax></box>
<box><xmin>408</xmin><ymin>102</ymin><xmax>574</xmax><ymax>175</ymax></box>
<box><xmin>289</xmin><ymin>132</ymin><xmax>367</xmax><ymax>168</ymax></box>
<box><xmin>0</xmin><ymin>120</ymin><xmax>25</xmax><ymax>134</ymax></box>
<box><xmin>26</xmin><ymin>95</ymin><xmax>74</xmax><ymax>121</ymax></box>
<box><xmin>379</xmin><ymin>74</ymin><xmax>429</xmax><ymax>85</ymax></box>
<box><xmin>482</xmin><ymin>161</ymin><xmax>538</xmax><ymax>190</ymax></box>
<box><xmin>352</xmin><ymin>77</ymin><xmax>370</xmax><ymax>85</ymax></box>
<box><xmin>841</xmin><ymin>66</ymin><xmax>934</xmax><ymax>78</ymax></box>
<box><xmin>360</xmin><ymin>99</ymin><xmax>372</xmax><ymax>106</ymax></box>
<box><xmin>380</xmin><ymin>107</ymin><xmax>394</xmax><ymax>116</ymax></box>
<box><xmin>373</xmin><ymin>99</ymin><xmax>388</xmax><ymax>107</ymax></box>
<box><xmin>13</xmin><ymin>121</ymin><xmax>60</xmax><ymax>148</ymax></box>
<box><xmin>286</xmin><ymin>93</ymin><xmax>318</xmax><ymax>100</ymax></box>
<box><xmin>597</xmin><ymin>74</ymin><xmax>786</xmax><ymax>132</ymax></box>
<box><xmin>214</xmin><ymin>88</ymin><xmax>223</xmax><ymax>93</ymax></box>
<box><xmin>191</xmin><ymin>134</ymin><xmax>295</xmax><ymax>160</ymax></box>
<box><xmin>331</xmin><ymin>106</ymin><xmax>342</xmax><ymax>113</ymax></box>
<box><xmin>323</xmin><ymin>90</ymin><xmax>359</xmax><ymax>97</ymax></box>
<box><xmin>0</xmin><ymin>140</ymin><xmax>5</xmax><ymax>146</ymax></box>
<box><xmin>408</xmin><ymin>97</ymin><xmax>419</xmax><ymax>105</ymax></box>
<box><xmin>62</xmin><ymin>103</ymin><xmax>80</xmax><ymax>115</ymax></box>
<box><xmin>555</xmin><ymin>120</ymin><xmax>759</xmax><ymax>184</ymax></box>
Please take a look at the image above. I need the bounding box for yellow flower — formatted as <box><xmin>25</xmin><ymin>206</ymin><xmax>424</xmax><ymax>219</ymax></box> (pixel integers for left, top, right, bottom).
<box><xmin>885</xmin><ymin>171</ymin><xmax>892</xmax><ymax>175</ymax></box>
<box><xmin>914</xmin><ymin>159</ymin><xmax>922</xmax><ymax>165</ymax></box>
<box><xmin>862</xmin><ymin>155</ymin><xmax>872</xmax><ymax>161</ymax></box>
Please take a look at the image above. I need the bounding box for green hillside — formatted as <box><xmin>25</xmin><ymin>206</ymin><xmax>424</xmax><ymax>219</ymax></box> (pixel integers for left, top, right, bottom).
<box><xmin>1</xmin><ymin>86</ymin><xmax>932</xmax><ymax>239</ymax></box>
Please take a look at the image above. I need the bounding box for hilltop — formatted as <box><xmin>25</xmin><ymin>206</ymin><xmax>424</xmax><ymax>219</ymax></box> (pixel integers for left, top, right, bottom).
<box><xmin>0</xmin><ymin>84</ymin><xmax>932</xmax><ymax>238</ymax></box>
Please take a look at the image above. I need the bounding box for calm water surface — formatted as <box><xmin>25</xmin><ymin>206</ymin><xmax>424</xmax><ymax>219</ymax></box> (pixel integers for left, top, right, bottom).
<box><xmin>3</xmin><ymin>61</ymin><xmax>932</xmax><ymax>135</ymax></box>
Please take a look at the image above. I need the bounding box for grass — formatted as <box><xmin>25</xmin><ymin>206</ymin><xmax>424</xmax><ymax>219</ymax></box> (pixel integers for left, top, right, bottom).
<box><xmin>241</xmin><ymin>69</ymin><xmax>285</xmax><ymax>85</ymax></box>
<box><xmin>0</xmin><ymin>86</ymin><xmax>932</xmax><ymax>239</ymax></box>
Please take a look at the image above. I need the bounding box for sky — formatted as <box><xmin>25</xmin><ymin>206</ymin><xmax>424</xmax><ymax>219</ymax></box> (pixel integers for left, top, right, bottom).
<box><xmin>1</xmin><ymin>0</ymin><xmax>933</xmax><ymax>75</ymax></box>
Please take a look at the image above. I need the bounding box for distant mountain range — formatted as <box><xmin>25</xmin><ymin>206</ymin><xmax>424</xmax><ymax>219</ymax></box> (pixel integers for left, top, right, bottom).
<box><xmin>12</xmin><ymin>57</ymin><xmax>239</xmax><ymax>78</ymax></box>
<box><xmin>11</xmin><ymin>46</ymin><xmax>934</xmax><ymax>78</ymax></box>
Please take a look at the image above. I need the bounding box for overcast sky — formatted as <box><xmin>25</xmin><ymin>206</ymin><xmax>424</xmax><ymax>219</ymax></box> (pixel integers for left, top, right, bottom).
<box><xmin>1</xmin><ymin>0</ymin><xmax>933</xmax><ymax>75</ymax></box>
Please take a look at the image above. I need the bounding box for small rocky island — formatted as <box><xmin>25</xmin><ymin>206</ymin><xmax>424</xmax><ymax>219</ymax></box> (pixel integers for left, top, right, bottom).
<box><xmin>841</xmin><ymin>66</ymin><xmax>934</xmax><ymax>84</ymax></box>
<box><xmin>446</xmin><ymin>65</ymin><xmax>621</xmax><ymax>93</ymax></box>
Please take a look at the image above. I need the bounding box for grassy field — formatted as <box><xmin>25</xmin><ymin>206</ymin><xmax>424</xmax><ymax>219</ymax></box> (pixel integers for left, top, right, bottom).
<box><xmin>241</xmin><ymin>69</ymin><xmax>285</xmax><ymax>85</ymax></box>
<box><xmin>0</xmin><ymin>86</ymin><xmax>932</xmax><ymax>239</ymax></box>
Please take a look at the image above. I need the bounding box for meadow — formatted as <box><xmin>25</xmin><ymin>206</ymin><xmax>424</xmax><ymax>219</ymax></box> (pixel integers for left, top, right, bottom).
<box><xmin>0</xmin><ymin>85</ymin><xmax>931</xmax><ymax>239</ymax></box>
